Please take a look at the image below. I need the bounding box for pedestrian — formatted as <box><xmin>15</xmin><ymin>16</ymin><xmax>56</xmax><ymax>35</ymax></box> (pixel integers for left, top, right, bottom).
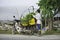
<box><xmin>33</xmin><ymin>9</ymin><xmax>42</xmax><ymax>34</ymax></box>
<box><xmin>12</xmin><ymin>16</ymin><xmax>17</xmax><ymax>34</ymax></box>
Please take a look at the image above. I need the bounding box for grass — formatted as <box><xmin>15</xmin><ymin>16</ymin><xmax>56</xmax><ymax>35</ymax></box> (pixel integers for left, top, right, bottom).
<box><xmin>44</xmin><ymin>29</ymin><xmax>60</xmax><ymax>35</ymax></box>
<box><xmin>0</xmin><ymin>30</ymin><xmax>12</xmax><ymax>34</ymax></box>
<box><xmin>0</xmin><ymin>28</ymin><xmax>19</xmax><ymax>34</ymax></box>
<box><xmin>0</xmin><ymin>27</ymin><xmax>60</xmax><ymax>35</ymax></box>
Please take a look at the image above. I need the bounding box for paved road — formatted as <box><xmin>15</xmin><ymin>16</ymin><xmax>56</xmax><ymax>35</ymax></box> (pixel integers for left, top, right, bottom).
<box><xmin>0</xmin><ymin>34</ymin><xmax>60</xmax><ymax>40</ymax></box>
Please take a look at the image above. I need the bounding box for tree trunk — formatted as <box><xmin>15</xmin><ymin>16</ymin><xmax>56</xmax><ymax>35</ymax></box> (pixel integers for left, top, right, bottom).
<box><xmin>51</xmin><ymin>17</ymin><xmax>54</xmax><ymax>29</ymax></box>
<box><xmin>45</xmin><ymin>18</ymin><xmax>46</xmax><ymax>27</ymax></box>
<box><xmin>48</xmin><ymin>18</ymin><xmax>52</xmax><ymax>30</ymax></box>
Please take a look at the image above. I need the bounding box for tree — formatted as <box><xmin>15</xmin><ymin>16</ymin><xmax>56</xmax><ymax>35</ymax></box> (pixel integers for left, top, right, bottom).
<box><xmin>38</xmin><ymin>0</ymin><xmax>60</xmax><ymax>30</ymax></box>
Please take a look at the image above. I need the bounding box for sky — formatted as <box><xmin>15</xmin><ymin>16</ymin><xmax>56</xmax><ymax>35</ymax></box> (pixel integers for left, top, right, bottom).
<box><xmin>0</xmin><ymin>0</ymin><xmax>39</xmax><ymax>20</ymax></box>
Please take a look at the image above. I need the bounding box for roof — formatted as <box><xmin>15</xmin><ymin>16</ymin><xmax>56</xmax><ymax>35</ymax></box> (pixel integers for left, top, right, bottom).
<box><xmin>54</xmin><ymin>12</ymin><xmax>60</xmax><ymax>17</ymax></box>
